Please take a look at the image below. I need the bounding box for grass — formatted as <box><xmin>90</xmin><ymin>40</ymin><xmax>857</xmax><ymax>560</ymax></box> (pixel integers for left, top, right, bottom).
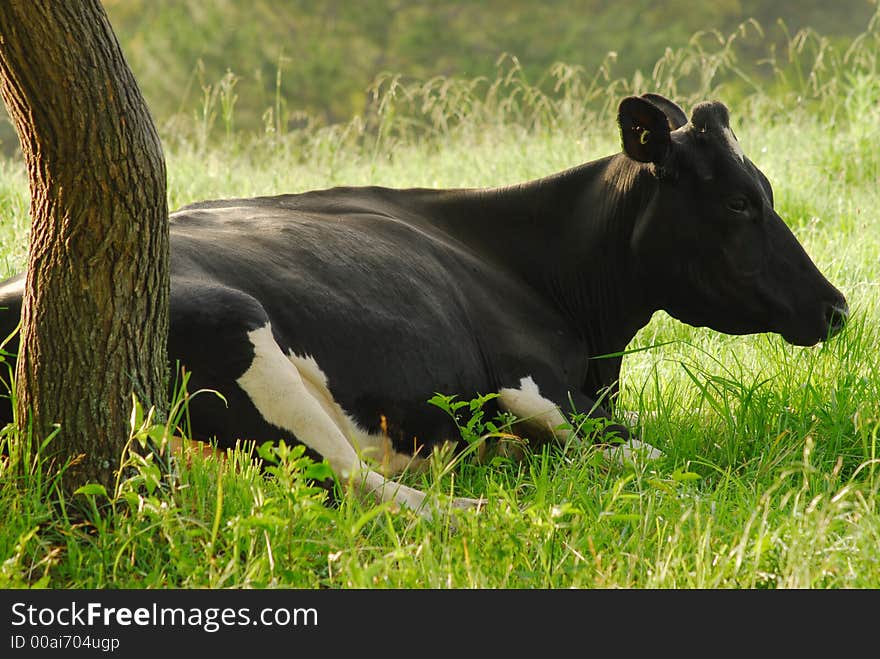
<box><xmin>2</xmin><ymin>17</ymin><xmax>880</xmax><ymax>589</ymax></box>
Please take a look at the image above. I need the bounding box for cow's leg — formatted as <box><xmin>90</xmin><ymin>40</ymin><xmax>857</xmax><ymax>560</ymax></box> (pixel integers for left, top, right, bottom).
<box><xmin>497</xmin><ymin>376</ymin><xmax>662</xmax><ymax>461</ymax></box>
<box><xmin>237</xmin><ymin>323</ymin><xmax>483</xmax><ymax>518</ymax></box>
<box><xmin>286</xmin><ymin>352</ymin><xmax>431</xmax><ymax>477</ymax></box>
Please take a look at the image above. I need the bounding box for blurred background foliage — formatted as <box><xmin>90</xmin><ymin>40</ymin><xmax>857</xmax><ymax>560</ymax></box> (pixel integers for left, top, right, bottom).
<box><xmin>105</xmin><ymin>1</ymin><xmax>876</xmax><ymax>118</ymax></box>
<box><xmin>1</xmin><ymin>1</ymin><xmax>878</xmax><ymax>153</ymax></box>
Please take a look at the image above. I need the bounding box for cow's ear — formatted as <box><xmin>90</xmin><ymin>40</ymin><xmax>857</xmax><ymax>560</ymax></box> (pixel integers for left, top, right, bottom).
<box><xmin>618</xmin><ymin>96</ymin><xmax>672</xmax><ymax>164</ymax></box>
<box><xmin>640</xmin><ymin>93</ymin><xmax>688</xmax><ymax>130</ymax></box>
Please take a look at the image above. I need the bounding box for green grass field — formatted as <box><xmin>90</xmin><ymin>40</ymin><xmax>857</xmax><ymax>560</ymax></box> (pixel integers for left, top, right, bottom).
<box><xmin>2</xmin><ymin>21</ymin><xmax>880</xmax><ymax>589</ymax></box>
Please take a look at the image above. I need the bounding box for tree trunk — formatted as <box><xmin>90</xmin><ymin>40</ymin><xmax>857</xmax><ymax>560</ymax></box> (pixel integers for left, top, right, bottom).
<box><xmin>0</xmin><ymin>1</ymin><xmax>169</xmax><ymax>491</ymax></box>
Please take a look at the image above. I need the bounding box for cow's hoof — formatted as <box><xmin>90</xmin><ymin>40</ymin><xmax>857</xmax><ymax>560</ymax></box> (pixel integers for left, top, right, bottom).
<box><xmin>602</xmin><ymin>438</ymin><xmax>663</xmax><ymax>463</ymax></box>
<box><xmin>415</xmin><ymin>495</ymin><xmax>486</xmax><ymax>531</ymax></box>
<box><xmin>620</xmin><ymin>409</ymin><xmax>644</xmax><ymax>426</ymax></box>
<box><xmin>449</xmin><ymin>495</ymin><xmax>487</xmax><ymax>510</ymax></box>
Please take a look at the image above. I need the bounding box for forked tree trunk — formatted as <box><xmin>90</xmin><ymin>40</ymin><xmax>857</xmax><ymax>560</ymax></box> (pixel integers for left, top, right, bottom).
<box><xmin>0</xmin><ymin>1</ymin><xmax>169</xmax><ymax>490</ymax></box>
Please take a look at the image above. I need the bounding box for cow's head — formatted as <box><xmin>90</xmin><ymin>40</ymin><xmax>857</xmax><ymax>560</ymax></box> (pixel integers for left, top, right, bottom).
<box><xmin>619</xmin><ymin>93</ymin><xmax>848</xmax><ymax>346</ymax></box>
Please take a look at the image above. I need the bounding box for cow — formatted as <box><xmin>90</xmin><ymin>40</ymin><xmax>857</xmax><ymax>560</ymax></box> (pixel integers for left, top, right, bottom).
<box><xmin>0</xmin><ymin>94</ymin><xmax>849</xmax><ymax>518</ymax></box>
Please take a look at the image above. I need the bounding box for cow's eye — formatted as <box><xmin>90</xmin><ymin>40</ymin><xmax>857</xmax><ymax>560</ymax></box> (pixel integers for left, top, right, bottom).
<box><xmin>727</xmin><ymin>197</ymin><xmax>749</xmax><ymax>213</ymax></box>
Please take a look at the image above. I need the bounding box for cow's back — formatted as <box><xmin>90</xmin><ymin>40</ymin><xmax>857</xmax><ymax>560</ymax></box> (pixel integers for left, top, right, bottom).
<box><xmin>169</xmin><ymin>190</ymin><xmax>513</xmax><ymax>439</ymax></box>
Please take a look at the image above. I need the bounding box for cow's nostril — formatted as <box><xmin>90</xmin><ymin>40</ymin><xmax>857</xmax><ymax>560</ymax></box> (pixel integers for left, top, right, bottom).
<box><xmin>825</xmin><ymin>303</ymin><xmax>849</xmax><ymax>338</ymax></box>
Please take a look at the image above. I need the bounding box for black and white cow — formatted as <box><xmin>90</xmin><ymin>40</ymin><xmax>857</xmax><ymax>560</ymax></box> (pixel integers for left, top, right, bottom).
<box><xmin>0</xmin><ymin>94</ymin><xmax>848</xmax><ymax>516</ymax></box>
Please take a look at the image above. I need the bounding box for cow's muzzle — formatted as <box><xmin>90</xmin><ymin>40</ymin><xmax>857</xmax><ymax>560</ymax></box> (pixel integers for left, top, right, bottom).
<box><xmin>823</xmin><ymin>301</ymin><xmax>849</xmax><ymax>341</ymax></box>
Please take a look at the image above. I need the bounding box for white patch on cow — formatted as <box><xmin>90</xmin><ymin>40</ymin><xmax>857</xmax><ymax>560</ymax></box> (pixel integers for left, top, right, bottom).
<box><xmin>722</xmin><ymin>126</ymin><xmax>745</xmax><ymax>162</ymax></box>
<box><xmin>236</xmin><ymin>324</ymin><xmax>482</xmax><ymax>519</ymax></box>
<box><xmin>498</xmin><ymin>376</ymin><xmax>571</xmax><ymax>443</ymax></box>
<box><xmin>498</xmin><ymin>375</ymin><xmax>663</xmax><ymax>461</ymax></box>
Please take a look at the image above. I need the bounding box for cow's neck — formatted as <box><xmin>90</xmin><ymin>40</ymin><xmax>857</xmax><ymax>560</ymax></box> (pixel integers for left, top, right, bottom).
<box><xmin>426</xmin><ymin>154</ymin><xmax>658</xmax><ymax>394</ymax></box>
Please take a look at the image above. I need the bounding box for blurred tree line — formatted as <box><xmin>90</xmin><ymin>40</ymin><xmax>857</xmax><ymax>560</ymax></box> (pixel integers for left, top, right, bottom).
<box><xmin>2</xmin><ymin>0</ymin><xmax>878</xmax><ymax>152</ymax></box>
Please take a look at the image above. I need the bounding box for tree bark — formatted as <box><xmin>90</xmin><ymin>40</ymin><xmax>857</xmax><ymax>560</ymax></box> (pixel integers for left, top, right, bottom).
<box><xmin>0</xmin><ymin>1</ymin><xmax>169</xmax><ymax>490</ymax></box>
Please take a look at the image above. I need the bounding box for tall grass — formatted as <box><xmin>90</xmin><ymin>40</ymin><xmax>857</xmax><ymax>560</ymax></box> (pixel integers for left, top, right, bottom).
<box><xmin>1</xmin><ymin>15</ymin><xmax>880</xmax><ymax>588</ymax></box>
